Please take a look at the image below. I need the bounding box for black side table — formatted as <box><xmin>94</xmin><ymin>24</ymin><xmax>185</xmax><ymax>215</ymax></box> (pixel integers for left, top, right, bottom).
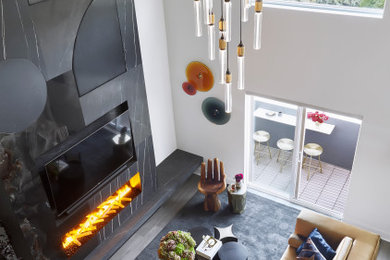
<box><xmin>217</xmin><ymin>242</ymin><xmax>249</xmax><ymax>260</ymax></box>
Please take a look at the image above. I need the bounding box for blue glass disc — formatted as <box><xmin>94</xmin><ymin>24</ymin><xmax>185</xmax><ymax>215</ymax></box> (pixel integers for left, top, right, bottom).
<box><xmin>202</xmin><ymin>97</ymin><xmax>231</xmax><ymax>125</ymax></box>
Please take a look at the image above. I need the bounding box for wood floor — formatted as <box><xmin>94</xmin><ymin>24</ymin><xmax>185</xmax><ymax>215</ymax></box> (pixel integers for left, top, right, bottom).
<box><xmin>110</xmin><ymin>173</ymin><xmax>390</xmax><ymax>260</ymax></box>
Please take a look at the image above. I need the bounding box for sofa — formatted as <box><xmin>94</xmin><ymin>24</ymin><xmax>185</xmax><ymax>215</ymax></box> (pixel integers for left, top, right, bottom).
<box><xmin>281</xmin><ymin>209</ymin><xmax>381</xmax><ymax>260</ymax></box>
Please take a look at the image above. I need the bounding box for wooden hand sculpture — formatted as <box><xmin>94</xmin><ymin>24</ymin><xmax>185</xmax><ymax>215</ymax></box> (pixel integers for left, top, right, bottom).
<box><xmin>198</xmin><ymin>158</ymin><xmax>226</xmax><ymax>212</ymax></box>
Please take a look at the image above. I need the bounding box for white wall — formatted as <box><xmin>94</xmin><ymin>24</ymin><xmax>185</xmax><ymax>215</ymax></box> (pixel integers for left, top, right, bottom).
<box><xmin>134</xmin><ymin>0</ymin><xmax>177</xmax><ymax>165</ymax></box>
<box><xmin>163</xmin><ymin>0</ymin><xmax>390</xmax><ymax>240</ymax></box>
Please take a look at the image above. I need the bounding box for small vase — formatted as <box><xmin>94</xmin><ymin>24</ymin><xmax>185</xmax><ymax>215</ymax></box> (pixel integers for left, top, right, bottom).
<box><xmin>236</xmin><ymin>180</ymin><xmax>242</xmax><ymax>190</ymax></box>
<box><xmin>315</xmin><ymin>121</ymin><xmax>322</xmax><ymax>127</ymax></box>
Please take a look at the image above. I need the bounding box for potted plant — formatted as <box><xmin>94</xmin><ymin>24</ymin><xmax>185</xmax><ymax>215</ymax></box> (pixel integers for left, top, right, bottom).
<box><xmin>307</xmin><ymin>111</ymin><xmax>329</xmax><ymax>126</ymax></box>
<box><xmin>158</xmin><ymin>230</ymin><xmax>196</xmax><ymax>260</ymax></box>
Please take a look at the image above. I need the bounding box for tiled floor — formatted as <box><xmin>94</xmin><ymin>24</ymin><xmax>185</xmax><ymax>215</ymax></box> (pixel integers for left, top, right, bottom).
<box><xmin>299</xmin><ymin>159</ymin><xmax>351</xmax><ymax>213</ymax></box>
<box><xmin>251</xmin><ymin>147</ymin><xmax>294</xmax><ymax>197</ymax></box>
<box><xmin>251</xmin><ymin>146</ymin><xmax>351</xmax><ymax>214</ymax></box>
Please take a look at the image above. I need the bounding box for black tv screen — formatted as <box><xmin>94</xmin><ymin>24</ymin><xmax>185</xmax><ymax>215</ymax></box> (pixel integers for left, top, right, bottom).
<box><xmin>44</xmin><ymin>110</ymin><xmax>135</xmax><ymax>216</ymax></box>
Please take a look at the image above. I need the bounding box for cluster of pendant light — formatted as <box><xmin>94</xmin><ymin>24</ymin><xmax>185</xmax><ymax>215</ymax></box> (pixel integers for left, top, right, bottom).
<box><xmin>193</xmin><ymin>0</ymin><xmax>263</xmax><ymax>113</ymax></box>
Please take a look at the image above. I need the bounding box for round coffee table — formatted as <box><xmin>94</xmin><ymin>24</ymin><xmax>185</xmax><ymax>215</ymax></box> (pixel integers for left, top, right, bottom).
<box><xmin>217</xmin><ymin>242</ymin><xmax>249</xmax><ymax>260</ymax></box>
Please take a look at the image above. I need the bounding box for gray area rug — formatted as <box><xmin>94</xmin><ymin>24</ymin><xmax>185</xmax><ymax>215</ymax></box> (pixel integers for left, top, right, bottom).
<box><xmin>136</xmin><ymin>190</ymin><xmax>300</xmax><ymax>260</ymax></box>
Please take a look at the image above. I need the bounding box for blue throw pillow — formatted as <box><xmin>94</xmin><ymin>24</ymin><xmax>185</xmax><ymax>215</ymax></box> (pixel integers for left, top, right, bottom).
<box><xmin>296</xmin><ymin>228</ymin><xmax>336</xmax><ymax>260</ymax></box>
<box><xmin>297</xmin><ymin>237</ymin><xmax>326</xmax><ymax>260</ymax></box>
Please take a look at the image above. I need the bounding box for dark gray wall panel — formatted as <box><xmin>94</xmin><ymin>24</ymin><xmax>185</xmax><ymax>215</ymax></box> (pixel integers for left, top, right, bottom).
<box><xmin>73</xmin><ymin>0</ymin><xmax>126</xmax><ymax>96</ymax></box>
<box><xmin>116</xmin><ymin>0</ymin><xmax>142</xmax><ymax>69</ymax></box>
<box><xmin>0</xmin><ymin>0</ymin><xmax>41</xmax><ymax>68</ymax></box>
<box><xmin>304</xmin><ymin>119</ymin><xmax>360</xmax><ymax>170</ymax></box>
<box><xmin>0</xmin><ymin>1</ymin><xmax>3</xmax><ymax>57</ymax></box>
<box><xmin>255</xmin><ymin>118</ymin><xmax>296</xmax><ymax>148</ymax></box>
<box><xmin>79</xmin><ymin>72</ymin><xmax>127</xmax><ymax>126</ymax></box>
<box><xmin>2</xmin><ymin>0</ymin><xmax>29</xmax><ymax>59</ymax></box>
<box><xmin>47</xmin><ymin>71</ymin><xmax>85</xmax><ymax>133</ymax></box>
<box><xmin>28</xmin><ymin>0</ymin><xmax>47</xmax><ymax>5</ymax></box>
<box><xmin>28</xmin><ymin>0</ymin><xmax>91</xmax><ymax>80</ymax></box>
<box><xmin>124</xmin><ymin>65</ymin><xmax>152</xmax><ymax>145</ymax></box>
<box><xmin>0</xmin><ymin>0</ymin><xmax>156</xmax><ymax>259</ymax></box>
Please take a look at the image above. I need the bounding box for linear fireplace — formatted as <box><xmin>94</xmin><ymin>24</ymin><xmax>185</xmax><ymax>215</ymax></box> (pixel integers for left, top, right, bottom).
<box><xmin>62</xmin><ymin>172</ymin><xmax>141</xmax><ymax>257</ymax></box>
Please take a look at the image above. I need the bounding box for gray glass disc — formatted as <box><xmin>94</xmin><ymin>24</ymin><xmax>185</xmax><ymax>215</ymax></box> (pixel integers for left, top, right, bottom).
<box><xmin>0</xmin><ymin>59</ymin><xmax>47</xmax><ymax>133</ymax></box>
<box><xmin>202</xmin><ymin>97</ymin><xmax>231</xmax><ymax>125</ymax></box>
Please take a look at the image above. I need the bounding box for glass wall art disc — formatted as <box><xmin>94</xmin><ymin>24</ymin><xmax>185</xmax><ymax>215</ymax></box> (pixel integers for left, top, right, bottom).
<box><xmin>185</xmin><ymin>61</ymin><xmax>214</xmax><ymax>92</ymax></box>
<box><xmin>0</xmin><ymin>59</ymin><xmax>47</xmax><ymax>133</ymax></box>
<box><xmin>182</xmin><ymin>82</ymin><xmax>197</xmax><ymax>95</ymax></box>
<box><xmin>202</xmin><ymin>97</ymin><xmax>231</xmax><ymax>125</ymax></box>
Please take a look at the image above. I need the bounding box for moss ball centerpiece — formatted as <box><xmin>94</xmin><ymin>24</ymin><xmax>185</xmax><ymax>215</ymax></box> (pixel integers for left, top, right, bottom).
<box><xmin>158</xmin><ymin>230</ymin><xmax>196</xmax><ymax>260</ymax></box>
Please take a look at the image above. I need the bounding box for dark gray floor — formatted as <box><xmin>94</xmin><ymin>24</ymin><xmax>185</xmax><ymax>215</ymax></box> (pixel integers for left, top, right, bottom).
<box><xmin>136</xmin><ymin>181</ymin><xmax>300</xmax><ymax>260</ymax></box>
<box><xmin>111</xmin><ymin>174</ymin><xmax>390</xmax><ymax>260</ymax></box>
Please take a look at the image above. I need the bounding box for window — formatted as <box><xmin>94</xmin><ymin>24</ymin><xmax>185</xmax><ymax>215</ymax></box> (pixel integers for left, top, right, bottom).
<box><xmin>283</xmin><ymin>0</ymin><xmax>384</xmax><ymax>9</ymax></box>
<box><xmin>250</xmin><ymin>0</ymin><xmax>384</xmax><ymax>16</ymax></box>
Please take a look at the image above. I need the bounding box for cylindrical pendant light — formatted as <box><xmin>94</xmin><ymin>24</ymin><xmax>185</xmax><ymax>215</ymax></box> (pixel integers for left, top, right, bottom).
<box><xmin>225</xmin><ymin>44</ymin><xmax>232</xmax><ymax>113</ymax></box>
<box><xmin>237</xmin><ymin>0</ymin><xmax>245</xmax><ymax>90</ymax></box>
<box><xmin>224</xmin><ymin>0</ymin><xmax>232</xmax><ymax>42</ymax></box>
<box><xmin>202</xmin><ymin>0</ymin><xmax>207</xmax><ymax>24</ymax></box>
<box><xmin>225</xmin><ymin>71</ymin><xmax>232</xmax><ymax>113</ymax></box>
<box><xmin>241</xmin><ymin>0</ymin><xmax>249</xmax><ymax>22</ymax></box>
<box><xmin>218</xmin><ymin>0</ymin><xmax>226</xmax><ymax>83</ymax></box>
<box><xmin>194</xmin><ymin>0</ymin><xmax>202</xmax><ymax>37</ymax></box>
<box><xmin>237</xmin><ymin>43</ymin><xmax>245</xmax><ymax>90</ymax></box>
<box><xmin>219</xmin><ymin>35</ymin><xmax>227</xmax><ymax>84</ymax></box>
<box><xmin>254</xmin><ymin>0</ymin><xmax>263</xmax><ymax>50</ymax></box>
<box><xmin>204</xmin><ymin>0</ymin><xmax>214</xmax><ymax>24</ymax></box>
<box><xmin>207</xmin><ymin>12</ymin><xmax>215</xmax><ymax>60</ymax></box>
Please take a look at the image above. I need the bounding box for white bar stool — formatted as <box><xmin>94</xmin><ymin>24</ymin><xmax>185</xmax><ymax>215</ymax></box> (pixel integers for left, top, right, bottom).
<box><xmin>303</xmin><ymin>143</ymin><xmax>323</xmax><ymax>180</ymax></box>
<box><xmin>253</xmin><ymin>130</ymin><xmax>272</xmax><ymax>165</ymax></box>
<box><xmin>276</xmin><ymin>138</ymin><xmax>294</xmax><ymax>172</ymax></box>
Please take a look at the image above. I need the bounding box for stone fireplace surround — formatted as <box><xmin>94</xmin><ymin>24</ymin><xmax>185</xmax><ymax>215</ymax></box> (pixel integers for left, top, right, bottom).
<box><xmin>0</xmin><ymin>0</ymin><xmax>202</xmax><ymax>259</ymax></box>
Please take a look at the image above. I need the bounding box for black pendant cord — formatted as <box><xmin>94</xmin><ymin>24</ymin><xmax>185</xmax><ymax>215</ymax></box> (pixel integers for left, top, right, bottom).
<box><xmin>1</xmin><ymin>0</ymin><xmax>6</xmax><ymax>61</ymax></box>
<box><xmin>239</xmin><ymin>0</ymin><xmax>242</xmax><ymax>43</ymax></box>
<box><xmin>221</xmin><ymin>0</ymin><xmax>224</xmax><ymax>19</ymax></box>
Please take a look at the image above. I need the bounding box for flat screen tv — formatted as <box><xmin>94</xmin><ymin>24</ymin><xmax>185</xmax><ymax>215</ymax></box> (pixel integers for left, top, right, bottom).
<box><xmin>41</xmin><ymin>104</ymin><xmax>136</xmax><ymax>217</ymax></box>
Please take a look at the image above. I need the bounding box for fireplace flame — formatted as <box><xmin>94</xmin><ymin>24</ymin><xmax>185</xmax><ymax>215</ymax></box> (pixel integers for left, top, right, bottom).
<box><xmin>62</xmin><ymin>172</ymin><xmax>141</xmax><ymax>256</ymax></box>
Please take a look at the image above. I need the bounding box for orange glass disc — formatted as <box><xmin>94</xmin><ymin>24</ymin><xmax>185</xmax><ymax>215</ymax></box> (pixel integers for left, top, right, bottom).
<box><xmin>185</xmin><ymin>61</ymin><xmax>214</xmax><ymax>92</ymax></box>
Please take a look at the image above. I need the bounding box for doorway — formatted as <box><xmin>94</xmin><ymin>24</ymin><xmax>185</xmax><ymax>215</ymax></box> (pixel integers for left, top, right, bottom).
<box><xmin>246</xmin><ymin>95</ymin><xmax>361</xmax><ymax>216</ymax></box>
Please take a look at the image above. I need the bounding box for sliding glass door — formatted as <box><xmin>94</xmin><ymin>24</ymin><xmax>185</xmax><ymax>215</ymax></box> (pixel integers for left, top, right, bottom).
<box><xmin>296</xmin><ymin>108</ymin><xmax>360</xmax><ymax>215</ymax></box>
<box><xmin>248</xmin><ymin>96</ymin><xmax>299</xmax><ymax>199</ymax></box>
<box><xmin>246</xmin><ymin>95</ymin><xmax>361</xmax><ymax>217</ymax></box>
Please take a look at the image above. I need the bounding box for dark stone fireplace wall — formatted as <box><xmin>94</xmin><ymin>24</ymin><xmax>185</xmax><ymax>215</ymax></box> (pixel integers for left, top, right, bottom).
<box><xmin>0</xmin><ymin>0</ymin><xmax>156</xmax><ymax>259</ymax></box>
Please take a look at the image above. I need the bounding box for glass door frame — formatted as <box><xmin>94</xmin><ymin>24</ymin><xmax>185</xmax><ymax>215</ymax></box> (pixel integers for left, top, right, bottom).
<box><xmin>245</xmin><ymin>94</ymin><xmax>300</xmax><ymax>199</ymax></box>
<box><xmin>245</xmin><ymin>94</ymin><xmax>344</xmax><ymax>219</ymax></box>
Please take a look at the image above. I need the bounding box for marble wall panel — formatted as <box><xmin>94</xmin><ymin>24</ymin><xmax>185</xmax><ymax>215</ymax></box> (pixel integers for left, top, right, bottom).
<box><xmin>0</xmin><ymin>0</ymin><xmax>157</xmax><ymax>259</ymax></box>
